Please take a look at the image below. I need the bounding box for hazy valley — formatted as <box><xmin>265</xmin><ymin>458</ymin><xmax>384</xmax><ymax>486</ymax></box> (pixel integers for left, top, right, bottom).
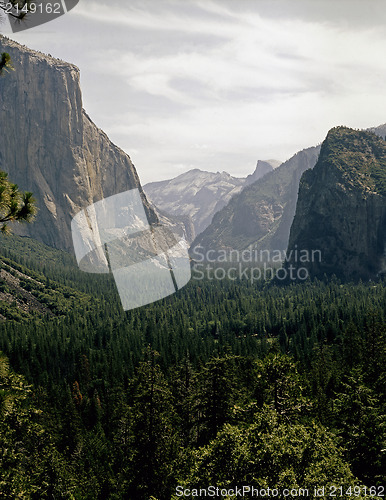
<box><xmin>0</xmin><ymin>32</ymin><xmax>385</xmax><ymax>500</ymax></box>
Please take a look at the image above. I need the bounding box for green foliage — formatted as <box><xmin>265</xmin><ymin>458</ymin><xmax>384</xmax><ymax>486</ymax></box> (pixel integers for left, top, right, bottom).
<box><xmin>174</xmin><ymin>408</ymin><xmax>359</xmax><ymax>497</ymax></box>
<box><xmin>318</xmin><ymin>126</ymin><xmax>386</xmax><ymax>196</ymax></box>
<box><xmin>0</xmin><ymin>236</ymin><xmax>385</xmax><ymax>497</ymax></box>
<box><xmin>0</xmin><ymin>255</ymin><xmax>97</xmax><ymax>321</ymax></box>
<box><xmin>0</xmin><ymin>353</ymin><xmax>77</xmax><ymax>497</ymax></box>
<box><xmin>332</xmin><ymin>369</ymin><xmax>386</xmax><ymax>484</ymax></box>
<box><xmin>0</xmin><ymin>170</ymin><xmax>37</xmax><ymax>233</ymax></box>
<box><xmin>0</xmin><ymin>52</ymin><xmax>13</xmax><ymax>74</ymax></box>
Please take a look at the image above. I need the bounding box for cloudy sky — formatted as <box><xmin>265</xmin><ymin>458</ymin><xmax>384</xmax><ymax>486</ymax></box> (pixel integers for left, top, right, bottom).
<box><xmin>3</xmin><ymin>0</ymin><xmax>386</xmax><ymax>184</ymax></box>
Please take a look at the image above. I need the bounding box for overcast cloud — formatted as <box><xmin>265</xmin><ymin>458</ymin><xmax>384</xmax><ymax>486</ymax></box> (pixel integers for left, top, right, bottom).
<box><xmin>4</xmin><ymin>0</ymin><xmax>386</xmax><ymax>184</ymax></box>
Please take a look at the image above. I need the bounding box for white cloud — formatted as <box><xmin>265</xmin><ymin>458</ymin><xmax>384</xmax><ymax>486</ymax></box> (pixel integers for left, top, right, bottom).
<box><xmin>7</xmin><ymin>0</ymin><xmax>386</xmax><ymax>184</ymax></box>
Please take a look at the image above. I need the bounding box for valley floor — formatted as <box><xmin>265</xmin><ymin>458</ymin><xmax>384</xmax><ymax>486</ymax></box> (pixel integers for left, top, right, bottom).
<box><xmin>0</xmin><ymin>237</ymin><xmax>385</xmax><ymax>499</ymax></box>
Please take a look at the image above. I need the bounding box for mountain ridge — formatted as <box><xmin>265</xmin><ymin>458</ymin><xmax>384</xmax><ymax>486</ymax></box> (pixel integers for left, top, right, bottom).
<box><xmin>190</xmin><ymin>146</ymin><xmax>320</xmax><ymax>257</ymax></box>
<box><xmin>144</xmin><ymin>159</ymin><xmax>281</xmax><ymax>240</ymax></box>
<box><xmin>286</xmin><ymin>126</ymin><xmax>386</xmax><ymax>280</ymax></box>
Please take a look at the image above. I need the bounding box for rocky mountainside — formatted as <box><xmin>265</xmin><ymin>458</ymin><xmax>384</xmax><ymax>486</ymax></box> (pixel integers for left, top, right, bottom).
<box><xmin>286</xmin><ymin>126</ymin><xmax>386</xmax><ymax>280</ymax></box>
<box><xmin>144</xmin><ymin>160</ymin><xmax>280</xmax><ymax>241</ymax></box>
<box><xmin>0</xmin><ymin>36</ymin><xmax>157</xmax><ymax>252</ymax></box>
<box><xmin>145</xmin><ymin>169</ymin><xmax>244</xmax><ymax>241</ymax></box>
<box><xmin>368</xmin><ymin>123</ymin><xmax>386</xmax><ymax>140</ymax></box>
<box><xmin>191</xmin><ymin>146</ymin><xmax>320</xmax><ymax>257</ymax></box>
<box><xmin>0</xmin><ymin>235</ymin><xmax>100</xmax><ymax>322</ymax></box>
<box><xmin>244</xmin><ymin>159</ymin><xmax>281</xmax><ymax>186</ymax></box>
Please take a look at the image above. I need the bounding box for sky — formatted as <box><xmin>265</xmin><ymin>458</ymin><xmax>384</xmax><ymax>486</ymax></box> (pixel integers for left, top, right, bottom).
<box><xmin>3</xmin><ymin>0</ymin><xmax>386</xmax><ymax>184</ymax></box>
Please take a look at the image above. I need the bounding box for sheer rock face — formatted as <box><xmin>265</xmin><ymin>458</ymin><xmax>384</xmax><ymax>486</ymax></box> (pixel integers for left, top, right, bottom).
<box><xmin>244</xmin><ymin>159</ymin><xmax>281</xmax><ymax>187</ymax></box>
<box><xmin>0</xmin><ymin>36</ymin><xmax>157</xmax><ymax>252</ymax></box>
<box><xmin>286</xmin><ymin>127</ymin><xmax>386</xmax><ymax>279</ymax></box>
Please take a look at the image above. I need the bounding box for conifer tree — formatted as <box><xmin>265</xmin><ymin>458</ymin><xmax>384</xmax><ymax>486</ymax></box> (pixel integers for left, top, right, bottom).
<box><xmin>0</xmin><ymin>171</ymin><xmax>37</xmax><ymax>233</ymax></box>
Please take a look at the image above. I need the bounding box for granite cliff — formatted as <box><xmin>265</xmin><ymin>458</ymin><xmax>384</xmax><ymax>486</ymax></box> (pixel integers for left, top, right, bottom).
<box><xmin>286</xmin><ymin>126</ymin><xmax>386</xmax><ymax>279</ymax></box>
<box><xmin>244</xmin><ymin>159</ymin><xmax>281</xmax><ymax>186</ymax></box>
<box><xmin>0</xmin><ymin>36</ymin><xmax>157</xmax><ymax>252</ymax></box>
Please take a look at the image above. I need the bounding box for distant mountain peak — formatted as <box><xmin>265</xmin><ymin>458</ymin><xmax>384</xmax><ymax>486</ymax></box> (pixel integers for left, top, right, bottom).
<box><xmin>244</xmin><ymin>159</ymin><xmax>282</xmax><ymax>187</ymax></box>
<box><xmin>144</xmin><ymin>160</ymin><xmax>282</xmax><ymax>241</ymax></box>
<box><xmin>144</xmin><ymin>169</ymin><xmax>246</xmax><ymax>240</ymax></box>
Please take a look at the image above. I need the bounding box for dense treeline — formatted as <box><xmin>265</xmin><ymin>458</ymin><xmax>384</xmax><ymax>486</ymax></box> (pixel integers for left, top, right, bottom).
<box><xmin>0</xmin><ymin>236</ymin><xmax>385</xmax><ymax>498</ymax></box>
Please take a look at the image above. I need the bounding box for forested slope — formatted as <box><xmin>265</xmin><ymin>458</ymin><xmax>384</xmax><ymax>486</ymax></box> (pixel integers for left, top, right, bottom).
<box><xmin>0</xmin><ymin>236</ymin><xmax>385</xmax><ymax>498</ymax></box>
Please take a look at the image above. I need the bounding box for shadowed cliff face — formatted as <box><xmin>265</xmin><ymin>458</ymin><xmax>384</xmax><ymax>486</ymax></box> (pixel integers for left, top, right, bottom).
<box><xmin>190</xmin><ymin>146</ymin><xmax>320</xmax><ymax>257</ymax></box>
<box><xmin>0</xmin><ymin>36</ymin><xmax>157</xmax><ymax>252</ymax></box>
<box><xmin>286</xmin><ymin>126</ymin><xmax>386</xmax><ymax>280</ymax></box>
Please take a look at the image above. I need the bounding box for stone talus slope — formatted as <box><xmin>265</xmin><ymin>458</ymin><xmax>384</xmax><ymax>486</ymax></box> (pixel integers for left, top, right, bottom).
<box><xmin>286</xmin><ymin>126</ymin><xmax>386</xmax><ymax>279</ymax></box>
<box><xmin>0</xmin><ymin>36</ymin><xmax>157</xmax><ymax>252</ymax></box>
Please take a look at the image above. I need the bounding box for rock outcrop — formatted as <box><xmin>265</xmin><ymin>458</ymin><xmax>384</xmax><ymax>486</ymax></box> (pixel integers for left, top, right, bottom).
<box><xmin>286</xmin><ymin>126</ymin><xmax>386</xmax><ymax>279</ymax></box>
<box><xmin>0</xmin><ymin>36</ymin><xmax>157</xmax><ymax>252</ymax></box>
<box><xmin>244</xmin><ymin>159</ymin><xmax>281</xmax><ymax>187</ymax></box>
